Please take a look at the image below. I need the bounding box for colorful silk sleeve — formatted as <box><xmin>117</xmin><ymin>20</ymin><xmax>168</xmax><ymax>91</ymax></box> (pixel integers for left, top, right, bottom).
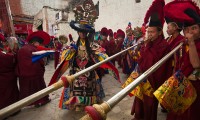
<box><xmin>95</xmin><ymin>51</ymin><xmax>121</xmax><ymax>83</ymax></box>
<box><xmin>48</xmin><ymin>48</ymin><xmax>75</xmax><ymax>86</ymax></box>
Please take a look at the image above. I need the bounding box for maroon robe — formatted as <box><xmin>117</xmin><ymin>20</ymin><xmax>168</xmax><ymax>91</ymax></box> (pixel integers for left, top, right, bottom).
<box><xmin>100</xmin><ymin>39</ymin><xmax>109</xmax><ymax>54</ymax></box>
<box><xmin>138</xmin><ymin>36</ymin><xmax>171</xmax><ymax>120</ymax></box>
<box><xmin>54</xmin><ymin>42</ymin><xmax>62</xmax><ymax>69</ymax></box>
<box><xmin>16</xmin><ymin>44</ymin><xmax>49</xmax><ymax>106</ymax></box>
<box><xmin>116</xmin><ymin>39</ymin><xmax>124</xmax><ymax>67</ymax></box>
<box><xmin>0</xmin><ymin>50</ymin><xmax>19</xmax><ymax>109</ymax></box>
<box><xmin>168</xmin><ymin>34</ymin><xmax>185</xmax><ymax>50</ymax></box>
<box><xmin>108</xmin><ymin>39</ymin><xmax>117</xmax><ymax>65</ymax></box>
<box><xmin>167</xmin><ymin>39</ymin><xmax>200</xmax><ymax>120</ymax></box>
<box><xmin>158</xmin><ymin>34</ymin><xmax>185</xmax><ymax>112</ymax></box>
<box><xmin>131</xmin><ymin>97</ymin><xmax>144</xmax><ymax>120</ymax></box>
<box><xmin>168</xmin><ymin>34</ymin><xmax>185</xmax><ymax>72</ymax></box>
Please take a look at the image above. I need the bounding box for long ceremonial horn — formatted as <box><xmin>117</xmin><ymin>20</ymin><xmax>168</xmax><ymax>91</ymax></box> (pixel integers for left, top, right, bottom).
<box><xmin>80</xmin><ymin>42</ymin><xmax>183</xmax><ymax>120</ymax></box>
<box><xmin>0</xmin><ymin>40</ymin><xmax>143</xmax><ymax>119</ymax></box>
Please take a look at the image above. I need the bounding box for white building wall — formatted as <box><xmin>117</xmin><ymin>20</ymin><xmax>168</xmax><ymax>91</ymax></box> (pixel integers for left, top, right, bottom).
<box><xmin>57</xmin><ymin>0</ymin><xmax>172</xmax><ymax>40</ymax></box>
<box><xmin>92</xmin><ymin>0</ymin><xmax>172</xmax><ymax>36</ymax></box>
<box><xmin>12</xmin><ymin>0</ymin><xmax>181</xmax><ymax>40</ymax></box>
<box><xmin>56</xmin><ymin>12</ymin><xmax>79</xmax><ymax>40</ymax></box>
<box><xmin>17</xmin><ymin>0</ymin><xmax>69</xmax><ymax>16</ymax></box>
<box><xmin>34</xmin><ymin>9</ymin><xmax>78</xmax><ymax>45</ymax></box>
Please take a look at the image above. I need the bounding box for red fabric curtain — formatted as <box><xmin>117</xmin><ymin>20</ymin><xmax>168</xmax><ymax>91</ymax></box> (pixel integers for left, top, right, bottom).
<box><xmin>14</xmin><ymin>24</ymin><xmax>33</xmax><ymax>35</ymax></box>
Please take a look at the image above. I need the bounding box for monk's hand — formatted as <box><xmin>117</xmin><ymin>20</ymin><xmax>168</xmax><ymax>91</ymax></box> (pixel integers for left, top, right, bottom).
<box><xmin>185</xmin><ymin>32</ymin><xmax>195</xmax><ymax>45</ymax></box>
<box><xmin>144</xmin><ymin>34</ymin><xmax>151</xmax><ymax>44</ymax></box>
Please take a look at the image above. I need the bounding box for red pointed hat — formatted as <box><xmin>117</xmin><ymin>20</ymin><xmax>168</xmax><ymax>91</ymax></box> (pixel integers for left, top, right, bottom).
<box><xmin>164</xmin><ymin>1</ymin><xmax>200</xmax><ymax>26</ymax></box>
<box><xmin>143</xmin><ymin>0</ymin><xmax>165</xmax><ymax>28</ymax></box>
<box><xmin>126</xmin><ymin>22</ymin><xmax>133</xmax><ymax>35</ymax></box>
<box><xmin>116</xmin><ymin>29</ymin><xmax>125</xmax><ymax>39</ymax></box>
<box><xmin>0</xmin><ymin>33</ymin><xmax>5</xmax><ymax>42</ymax></box>
<box><xmin>100</xmin><ymin>27</ymin><xmax>109</xmax><ymax>37</ymax></box>
<box><xmin>26</xmin><ymin>31</ymin><xmax>50</xmax><ymax>45</ymax></box>
<box><xmin>108</xmin><ymin>29</ymin><xmax>113</xmax><ymax>37</ymax></box>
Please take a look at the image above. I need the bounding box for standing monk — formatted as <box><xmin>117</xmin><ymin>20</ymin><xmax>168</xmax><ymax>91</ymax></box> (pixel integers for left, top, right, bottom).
<box><xmin>108</xmin><ymin>29</ymin><xmax>116</xmax><ymax>65</ymax></box>
<box><xmin>0</xmin><ymin>33</ymin><xmax>19</xmax><ymax>109</ymax></box>
<box><xmin>137</xmin><ymin>0</ymin><xmax>171</xmax><ymax>119</ymax></box>
<box><xmin>115</xmin><ymin>29</ymin><xmax>125</xmax><ymax>68</ymax></box>
<box><xmin>16</xmin><ymin>31</ymin><xmax>51</xmax><ymax>107</ymax></box>
<box><xmin>180</xmin><ymin>8</ymin><xmax>200</xmax><ymax>120</ymax></box>
<box><xmin>139</xmin><ymin>16</ymin><xmax>168</xmax><ymax>120</ymax></box>
<box><xmin>100</xmin><ymin>27</ymin><xmax>109</xmax><ymax>55</ymax></box>
<box><xmin>162</xmin><ymin>1</ymin><xmax>200</xmax><ymax>120</ymax></box>
<box><xmin>165</xmin><ymin>18</ymin><xmax>185</xmax><ymax>72</ymax></box>
<box><xmin>156</xmin><ymin>6</ymin><xmax>185</xmax><ymax>114</ymax></box>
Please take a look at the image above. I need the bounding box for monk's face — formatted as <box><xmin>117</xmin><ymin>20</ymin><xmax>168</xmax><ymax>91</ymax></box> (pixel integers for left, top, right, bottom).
<box><xmin>54</xmin><ymin>40</ymin><xmax>58</xmax><ymax>43</ymax></box>
<box><xmin>109</xmin><ymin>36</ymin><xmax>113</xmax><ymax>41</ymax></box>
<box><xmin>33</xmin><ymin>41</ymin><xmax>40</xmax><ymax>46</ymax></box>
<box><xmin>127</xmin><ymin>34</ymin><xmax>133</xmax><ymax>40</ymax></box>
<box><xmin>183</xmin><ymin>24</ymin><xmax>200</xmax><ymax>40</ymax></box>
<box><xmin>60</xmin><ymin>38</ymin><xmax>68</xmax><ymax>44</ymax></box>
<box><xmin>101</xmin><ymin>35</ymin><xmax>107</xmax><ymax>40</ymax></box>
<box><xmin>78</xmin><ymin>32</ymin><xmax>86</xmax><ymax>39</ymax></box>
<box><xmin>167</xmin><ymin>23</ymin><xmax>177</xmax><ymax>36</ymax></box>
<box><xmin>147</xmin><ymin>27</ymin><xmax>161</xmax><ymax>41</ymax></box>
<box><xmin>117</xmin><ymin>36</ymin><xmax>123</xmax><ymax>41</ymax></box>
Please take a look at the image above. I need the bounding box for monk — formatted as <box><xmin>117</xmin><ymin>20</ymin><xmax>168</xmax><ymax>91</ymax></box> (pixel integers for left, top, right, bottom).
<box><xmin>165</xmin><ymin>3</ymin><xmax>200</xmax><ymax>120</ymax></box>
<box><xmin>0</xmin><ymin>34</ymin><xmax>19</xmax><ymax>109</ymax></box>
<box><xmin>16</xmin><ymin>31</ymin><xmax>51</xmax><ymax>107</ymax></box>
<box><xmin>137</xmin><ymin>12</ymin><xmax>171</xmax><ymax>119</ymax></box>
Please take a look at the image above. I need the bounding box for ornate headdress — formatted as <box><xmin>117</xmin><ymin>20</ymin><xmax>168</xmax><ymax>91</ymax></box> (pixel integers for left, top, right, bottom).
<box><xmin>143</xmin><ymin>0</ymin><xmax>165</xmax><ymax>28</ymax></box>
<box><xmin>132</xmin><ymin>26</ymin><xmax>145</xmax><ymax>38</ymax></box>
<box><xmin>126</xmin><ymin>22</ymin><xmax>133</xmax><ymax>35</ymax></box>
<box><xmin>70</xmin><ymin>0</ymin><xmax>99</xmax><ymax>33</ymax></box>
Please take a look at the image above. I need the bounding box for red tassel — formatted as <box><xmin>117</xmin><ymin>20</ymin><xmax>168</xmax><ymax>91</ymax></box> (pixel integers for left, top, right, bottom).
<box><xmin>61</xmin><ymin>76</ymin><xmax>69</xmax><ymax>88</ymax></box>
<box><xmin>84</xmin><ymin>106</ymin><xmax>103</xmax><ymax>120</ymax></box>
<box><xmin>99</xmin><ymin>62</ymin><xmax>121</xmax><ymax>83</ymax></box>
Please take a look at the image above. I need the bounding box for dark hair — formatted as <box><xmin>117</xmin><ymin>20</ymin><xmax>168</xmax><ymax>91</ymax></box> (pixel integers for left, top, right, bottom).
<box><xmin>30</xmin><ymin>36</ymin><xmax>43</xmax><ymax>44</ymax></box>
<box><xmin>157</xmin><ymin>27</ymin><xmax>162</xmax><ymax>32</ymax></box>
<box><xmin>169</xmin><ymin>22</ymin><xmax>182</xmax><ymax>32</ymax></box>
<box><xmin>156</xmin><ymin>27</ymin><xmax>165</xmax><ymax>39</ymax></box>
<box><xmin>54</xmin><ymin>38</ymin><xmax>58</xmax><ymax>41</ymax></box>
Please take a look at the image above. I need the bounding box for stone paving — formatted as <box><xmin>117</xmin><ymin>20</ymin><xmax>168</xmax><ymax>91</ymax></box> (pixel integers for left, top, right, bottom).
<box><xmin>7</xmin><ymin>60</ymin><xmax>167</xmax><ymax>120</ymax></box>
